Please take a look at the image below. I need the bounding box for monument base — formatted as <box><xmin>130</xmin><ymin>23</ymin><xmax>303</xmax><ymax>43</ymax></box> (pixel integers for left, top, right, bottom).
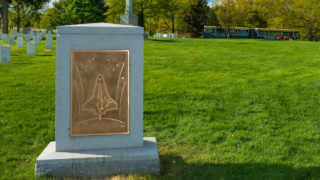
<box><xmin>120</xmin><ymin>15</ymin><xmax>138</xmax><ymax>26</ymax></box>
<box><xmin>35</xmin><ymin>137</ymin><xmax>160</xmax><ymax>178</ymax></box>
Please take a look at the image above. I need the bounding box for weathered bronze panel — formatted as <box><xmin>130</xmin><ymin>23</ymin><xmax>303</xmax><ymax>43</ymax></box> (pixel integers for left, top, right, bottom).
<box><xmin>71</xmin><ymin>50</ymin><xmax>129</xmax><ymax>136</ymax></box>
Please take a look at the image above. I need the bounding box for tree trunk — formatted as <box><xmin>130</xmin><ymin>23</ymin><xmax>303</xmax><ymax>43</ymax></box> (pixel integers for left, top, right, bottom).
<box><xmin>17</xmin><ymin>9</ymin><xmax>20</xmax><ymax>33</ymax></box>
<box><xmin>227</xmin><ymin>29</ymin><xmax>230</xmax><ymax>39</ymax></box>
<box><xmin>1</xmin><ymin>0</ymin><xmax>9</xmax><ymax>34</ymax></box>
<box><xmin>308</xmin><ymin>24</ymin><xmax>314</xmax><ymax>41</ymax></box>
<box><xmin>138</xmin><ymin>2</ymin><xmax>145</xmax><ymax>28</ymax></box>
<box><xmin>171</xmin><ymin>15</ymin><xmax>175</xmax><ymax>33</ymax></box>
<box><xmin>138</xmin><ymin>12</ymin><xmax>145</xmax><ymax>27</ymax></box>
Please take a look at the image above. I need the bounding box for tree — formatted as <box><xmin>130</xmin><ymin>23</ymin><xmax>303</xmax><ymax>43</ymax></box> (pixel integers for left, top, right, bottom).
<box><xmin>104</xmin><ymin>0</ymin><xmax>125</xmax><ymax>24</ymax></box>
<box><xmin>207</xmin><ymin>7</ymin><xmax>219</xmax><ymax>26</ymax></box>
<box><xmin>183</xmin><ymin>0</ymin><xmax>209</xmax><ymax>38</ymax></box>
<box><xmin>2</xmin><ymin>0</ymin><xmax>9</xmax><ymax>34</ymax></box>
<box><xmin>63</xmin><ymin>0</ymin><xmax>107</xmax><ymax>24</ymax></box>
<box><xmin>49</xmin><ymin>0</ymin><xmax>69</xmax><ymax>26</ymax></box>
<box><xmin>282</xmin><ymin>0</ymin><xmax>320</xmax><ymax>41</ymax></box>
<box><xmin>216</xmin><ymin>0</ymin><xmax>238</xmax><ymax>39</ymax></box>
<box><xmin>136</xmin><ymin>0</ymin><xmax>156</xmax><ymax>28</ymax></box>
<box><xmin>10</xmin><ymin>0</ymin><xmax>27</xmax><ymax>32</ymax></box>
<box><xmin>4</xmin><ymin>0</ymin><xmax>49</xmax><ymax>33</ymax></box>
<box><xmin>40</xmin><ymin>9</ymin><xmax>56</xmax><ymax>29</ymax></box>
<box><xmin>158</xmin><ymin>0</ymin><xmax>180</xmax><ymax>33</ymax></box>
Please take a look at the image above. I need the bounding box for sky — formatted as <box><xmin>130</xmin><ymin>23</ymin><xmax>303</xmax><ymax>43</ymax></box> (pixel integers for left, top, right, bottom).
<box><xmin>48</xmin><ymin>0</ymin><xmax>216</xmax><ymax>8</ymax></box>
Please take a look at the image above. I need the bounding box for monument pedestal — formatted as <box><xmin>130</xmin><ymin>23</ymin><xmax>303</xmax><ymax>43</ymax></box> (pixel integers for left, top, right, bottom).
<box><xmin>120</xmin><ymin>14</ymin><xmax>138</xmax><ymax>26</ymax></box>
<box><xmin>35</xmin><ymin>137</ymin><xmax>159</xmax><ymax>177</ymax></box>
<box><xmin>35</xmin><ymin>23</ymin><xmax>159</xmax><ymax>177</ymax></box>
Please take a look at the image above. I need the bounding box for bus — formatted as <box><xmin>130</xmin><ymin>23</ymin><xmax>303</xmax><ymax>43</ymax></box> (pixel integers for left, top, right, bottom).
<box><xmin>203</xmin><ymin>26</ymin><xmax>300</xmax><ymax>40</ymax></box>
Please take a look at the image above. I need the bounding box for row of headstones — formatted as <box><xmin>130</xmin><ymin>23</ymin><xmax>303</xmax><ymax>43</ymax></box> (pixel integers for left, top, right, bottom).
<box><xmin>154</xmin><ymin>33</ymin><xmax>176</xmax><ymax>39</ymax></box>
<box><xmin>0</xmin><ymin>30</ymin><xmax>53</xmax><ymax>63</ymax></box>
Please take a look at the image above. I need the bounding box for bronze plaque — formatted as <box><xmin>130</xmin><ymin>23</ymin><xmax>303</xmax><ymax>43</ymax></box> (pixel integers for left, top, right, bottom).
<box><xmin>71</xmin><ymin>50</ymin><xmax>129</xmax><ymax>136</ymax></box>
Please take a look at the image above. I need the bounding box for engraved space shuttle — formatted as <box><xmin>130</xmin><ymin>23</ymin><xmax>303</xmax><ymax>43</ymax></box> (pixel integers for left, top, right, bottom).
<box><xmin>83</xmin><ymin>74</ymin><xmax>118</xmax><ymax>120</ymax></box>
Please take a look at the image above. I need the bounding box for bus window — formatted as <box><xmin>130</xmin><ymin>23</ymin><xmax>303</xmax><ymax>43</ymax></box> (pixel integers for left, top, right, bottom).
<box><xmin>240</xmin><ymin>29</ymin><xmax>247</xmax><ymax>35</ymax></box>
<box><xmin>217</xmin><ymin>28</ymin><xmax>226</xmax><ymax>35</ymax></box>
<box><xmin>283</xmin><ymin>32</ymin><xmax>291</xmax><ymax>36</ymax></box>
<box><xmin>204</xmin><ymin>28</ymin><xmax>211</xmax><ymax>33</ymax></box>
<box><xmin>230</xmin><ymin>29</ymin><xmax>237</xmax><ymax>35</ymax></box>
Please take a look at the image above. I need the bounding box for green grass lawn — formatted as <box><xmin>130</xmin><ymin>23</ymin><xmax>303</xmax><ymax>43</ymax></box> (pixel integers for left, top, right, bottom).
<box><xmin>1</xmin><ymin>37</ymin><xmax>320</xmax><ymax>179</ymax></box>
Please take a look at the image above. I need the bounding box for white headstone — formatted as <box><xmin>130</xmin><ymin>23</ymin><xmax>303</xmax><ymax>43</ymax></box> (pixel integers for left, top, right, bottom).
<box><xmin>25</xmin><ymin>34</ymin><xmax>30</xmax><ymax>42</ymax></box>
<box><xmin>34</xmin><ymin>35</ymin><xmax>39</xmax><ymax>45</ymax></box>
<box><xmin>17</xmin><ymin>37</ymin><xmax>24</xmax><ymax>48</ymax></box>
<box><xmin>46</xmin><ymin>35</ymin><xmax>53</xmax><ymax>49</ymax></box>
<box><xmin>27</xmin><ymin>42</ymin><xmax>35</xmax><ymax>56</ymax></box>
<box><xmin>3</xmin><ymin>34</ymin><xmax>8</xmax><ymax>42</ymax></box>
<box><xmin>8</xmin><ymin>36</ymin><xmax>14</xmax><ymax>45</ymax></box>
<box><xmin>0</xmin><ymin>45</ymin><xmax>10</xmax><ymax>63</ymax></box>
<box><xmin>38</xmin><ymin>34</ymin><xmax>42</xmax><ymax>41</ymax></box>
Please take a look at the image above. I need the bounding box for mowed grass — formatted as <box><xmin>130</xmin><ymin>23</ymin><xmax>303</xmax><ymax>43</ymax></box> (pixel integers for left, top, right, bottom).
<box><xmin>1</xmin><ymin>37</ymin><xmax>320</xmax><ymax>179</ymax></box>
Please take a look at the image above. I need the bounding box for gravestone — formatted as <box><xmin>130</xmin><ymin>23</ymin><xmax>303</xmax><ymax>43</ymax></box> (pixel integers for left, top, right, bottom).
<box><xmin>3</xmin><ymin>34</ymin><xmax>8</xmax><ymax>42</ymax></box>
<box><xmin>30</xmin><ymin>31</ymin><xmax>34</xmax><ymax>40</ymax></box>
<box><xmin>46</xmin><ymin>34</ymin><xmax>53</xmax><ymax>49</ymax></box>
<box><xmin>17</xmin><ymin>37</ymin><xmax>24</xmax><ymax>48</ymax></box>
<box><xmin>144</xmin><ymin>32</ymin><xmax>149</xmax><ymax>40</ymax></box>
<box><xmin>23</xmin><ymin>28</ymin><xmax>31</xmax><ymax>34</ymax></box>
<box><xmin>27</xmin><ymin>42</ymin><xmax>35</xmax><ymax>56</ymax></box>
<box><xmin>0</xmin><ymin>46</ymin><xmax>10</xmax><ymax>63</ymax></box>
<box><xmin>34</xmin><ymin>35</ymin><xmax>39</xmax><ymax>45</ymax></box>
<box><xmin>0</xmin><ymin>33</ymin><xmax>2</xmax><ymax>40</ymax></box>
<box><xmin>8</xmin><ymin>36</ymin><xmax>14</xmax><ymax>45</ymax></box>
<box><xmin>38</xmin><ymin>34</ymin><xmax>42</xmax><ymax>41</ymax></box>
<box><xmin>46</xmin><ymin>29</ymin><xmax>53</xmax><ymax>34</ymax></box>
<box><xmin>120</xmin><ymin>0</ymin><xmax>138</xmax><ymax>26</ymax></box>
<box><xmin>155</xmin><ymin>33</ymin><xmax>163</xmax><ymax>38</ymax></box>
<box><xmin>25</xmin><ymin>34</ymin><xmax>30</xmax><ymax>42</ymax></box>
<box><xmin>35</xmin><ymin>23</ymin><xmax>159</xmax><ymax>178</ymax></box>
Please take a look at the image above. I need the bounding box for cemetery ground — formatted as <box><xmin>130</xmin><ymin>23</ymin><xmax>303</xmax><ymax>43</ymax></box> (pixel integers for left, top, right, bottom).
<box><xmin>0</xmin><ymin>38</ymin><xmax>320</xmax><ymax>179</ymax></box>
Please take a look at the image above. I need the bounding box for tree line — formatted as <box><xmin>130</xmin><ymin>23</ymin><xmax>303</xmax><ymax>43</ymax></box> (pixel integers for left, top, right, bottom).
<box><xmin>2</xmin><ymin>0</ymin><xmax>320</xmax><ymax>41</ymax></box>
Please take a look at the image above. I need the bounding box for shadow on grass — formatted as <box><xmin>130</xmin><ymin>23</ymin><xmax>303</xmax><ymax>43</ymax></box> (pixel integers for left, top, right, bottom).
<box><xmin>12</xmin><ymin>62</ymin><xmax>34</xmax><ymax>64</ymax></box>
<box><xmin>38</xmin><ymin>54</ymin><xmax>53</xmax><ymax>56</ymax></box>
<box><xmin>150</xmin><ymin>39</ymin><xmax>177</xmax><ymax>43</ymax></box>
<box><xmin>160</xmin><ymin>154</ymin><xmax>320</xmax><ymax>179</ymax></box>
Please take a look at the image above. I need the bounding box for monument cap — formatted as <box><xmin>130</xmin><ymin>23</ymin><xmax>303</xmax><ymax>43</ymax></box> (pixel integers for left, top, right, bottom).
<box><xmin>57</xmin><ymin>23</ymin><xmax>143</xmax><ymax>35</ymax></box>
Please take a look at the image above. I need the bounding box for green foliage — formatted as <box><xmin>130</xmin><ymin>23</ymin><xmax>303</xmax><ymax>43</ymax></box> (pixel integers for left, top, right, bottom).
<box><xmin>281</xmin><ymin>0</ymin><xmax>320</xmax><ymax>41</ymax></box>
<box><xmin>183</xmin><ymin>0</ymin><xmax>209</xmax><ymax>38</ymax></box>
<box><xmin>9</xmin><ymin>0</ymin><xmax>50</xmax><ymax>30</ymax></box>
<box><xmin>158</xmin><ymin>0</ymin><xmax>180</xmax><ymax>33</ymax></box>
<box><xmin>104</xmin><ymin>0</ymin><xmax>125</xmax><ymax>24</ymax></box>
<box><xmin>39</xmin><ymin>0</ymin><xmax>107</xmax><ymax>28</ymax></box>
<box><xmin>206</xmin><ymin>7</ymin><xmax>219</xmax><ymax>26</ymax></box>
<box><xmin>63</xmin><ymin>0</ymin><xmax>107</xmax><ymax>24</ymax></box>
<box><xmin>216</xmin><ymin>0</ymin><xmax>241</xmax><ymax>38</ymax></box>
<box><xmin>40</xmin><ymin>9</ymin><xmax>55</xmax><ymax>29</ymax></box>
<box><xmin>1</xmin><ymin>38</ymin><xmax>320</xmax><ymax>178</ymax></box>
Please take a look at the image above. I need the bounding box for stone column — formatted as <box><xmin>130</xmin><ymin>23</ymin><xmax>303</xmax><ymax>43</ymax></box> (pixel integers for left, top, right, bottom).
<box><xmin>120</xmin><ymin>0</ymin><xmax>138</xmax><ymax>26</ymax></box>
<box><xmin>126</xmin><ymin>0</ymin><xmax>133</xmax><ymax>16</ymax></box>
